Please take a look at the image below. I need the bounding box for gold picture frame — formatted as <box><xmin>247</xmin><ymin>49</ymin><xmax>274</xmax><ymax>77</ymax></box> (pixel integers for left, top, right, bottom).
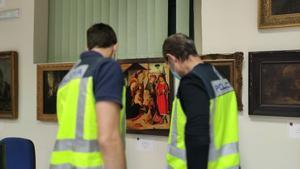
<box><xmin>37</xmin><ymin>63</ymin><xmax>73</xmax><ymax>121</ymax></box>
<box><xmin>0</xmin><ymin>51</ymin><xmax>18</xmax><ymax>119</ymax></box>
<box><xmin>259</xmin><ymin>0</ymin><xmax>300</xmax><ymax>28</ymax></box>
<box><xmin>202</xmin><ymin>52</ymin><xmax>244</xmax><ymax>111</ymax></box>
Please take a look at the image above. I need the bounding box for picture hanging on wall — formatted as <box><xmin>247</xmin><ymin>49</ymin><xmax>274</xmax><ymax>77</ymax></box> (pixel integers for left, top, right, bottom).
<box><xmin>0</xmin><ymin>51</ymin><xmax>18</xmax><ymax>119</ymax></box>
<box><xmin>37</xmin><ymin>63</ymin><xmax>73</xmax><ymax>121</ymax></box>
<box><xmin>202</xmin><ymin>52</ymin><xmax>244</xmax><ymax>111</ymax></box>
<box><xmin>259</xmin><ymin>0</ymin><xmax>300</xmax><ymax>28</ymax></box>
<box><xmin>249</xmin><ymin>50</ymin><xmax>300</xmax><ymax>117</ymax></box>
<box><xmin>118</xmin><ymin>58</ymin><xmax>174</xmax><ymax>136</ymax></box>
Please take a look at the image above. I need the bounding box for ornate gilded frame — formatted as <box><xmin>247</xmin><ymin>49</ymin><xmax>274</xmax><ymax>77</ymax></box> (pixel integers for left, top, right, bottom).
<box><xmin>259</xmin><ymin>0</ymin><xmax>300</xmax><ymax>28</ymax></box>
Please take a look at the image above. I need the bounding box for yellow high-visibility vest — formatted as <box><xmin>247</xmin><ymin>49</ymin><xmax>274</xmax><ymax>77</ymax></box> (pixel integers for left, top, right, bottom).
<box><xmin>50</xmin><ymin>61</ymin><xmax>126</xmax><ymax>169</ymax></box>
<box><xmin>166</xmin><ymin>66</ymin><xmax>240</xmax><ymax>169</ymax></box>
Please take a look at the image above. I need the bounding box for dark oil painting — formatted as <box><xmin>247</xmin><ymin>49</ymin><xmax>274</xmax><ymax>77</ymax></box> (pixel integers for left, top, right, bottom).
<box><xmin>214</xmin><ymin>65</ymin><xmax>232</xmax><ymax>83</ymax></box>
<box><xmin>0</xmin><ymin>51</ymin><xmax>18</xmax><ymax>119</ymax></box>
<box><xmin>249</xmin><ymin>50</ymin><xmax>300</xmax><ymax>117</ymax></box>
<box><xmin>271</xmin><ymin>0</ymin><xmax>300</xmax><ymax>15</ymax></box>
<box><xmin>43</xmin><ymin>71</ymin><xmax>68</xmax><ymax>114</ymax></box>
<box><xmin>261</xmin><ymin>63</ymin><xmax>300</xmax><ymax>105</ymax></box>
<box><xmin>0</xmin><ymin>58</ymin><xmax>12</xmax><ymax>112</ymax></box>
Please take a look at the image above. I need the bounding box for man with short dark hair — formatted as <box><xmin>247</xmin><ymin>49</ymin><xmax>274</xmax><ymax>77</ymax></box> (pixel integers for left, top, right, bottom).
<box><xmin>50</xmin><ymin>23</ymin><xmax>126</xmax><ymax>169</ymax></box>
<box><xmin>163</xmin><ymin>33</ymin><xmax>240</xmax><ymax>169</ymax></box>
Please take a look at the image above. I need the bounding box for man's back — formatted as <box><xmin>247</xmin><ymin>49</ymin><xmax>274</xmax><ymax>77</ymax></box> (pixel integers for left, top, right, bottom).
<box><xmin>51</xmin><ymin>23</ymin><xmax>126</xmax><ymax>169</ymax></box>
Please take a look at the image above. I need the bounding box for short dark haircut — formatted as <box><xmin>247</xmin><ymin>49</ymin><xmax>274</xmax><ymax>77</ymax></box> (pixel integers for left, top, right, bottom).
<box><xmin>87</xmin><ymin>23</ymin><xmax>117</xmax><ymax>50</ymax></box>
<box><xmin>162</xmin><ymin>33</ymin><xmax>198</xmax><ymax>61</ymax></box>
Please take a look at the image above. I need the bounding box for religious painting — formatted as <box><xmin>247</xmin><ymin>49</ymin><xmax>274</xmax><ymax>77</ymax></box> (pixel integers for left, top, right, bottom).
<box><xmin>249</xmin><ymin>50</ymin><xmax>300</xmax><ymax>117</ymax></box>
<box><xmin>259</xmin><ymin>0</ymin><xmax>300</xmax><ymax>28</ymax></box>
<box><xmin>0</xmin><ymin>51</ymin><xmax>18</xmax><ymax>119</ymax></box>
<box><xmin>118</xmin><ymin>58</ymin><xmax>174</xmax><ymax>136</ymax></box>
<box><xmin>37</xmin><ymin>63</ymin><xmax>73</xmax><ymax>121</ymax></box>
<box><xmin>202</xmin><ymin>52</ymin><xmax>244</xmax><ymax>111</ymax></box>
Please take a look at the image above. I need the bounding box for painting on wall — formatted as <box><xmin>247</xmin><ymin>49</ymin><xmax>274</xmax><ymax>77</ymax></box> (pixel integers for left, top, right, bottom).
<box><xmin>0</xmin><ymin>51</ymin><xmax>18</xmax><ymax>119</ymax></box>
<box><xmin>249</xmin><ymin>50</ymin><xmax>300</xmax><ymax>117</ymax></box>
<box><xmin>118</xmin><ymin>58</ymin><xmax>174</xmax><ymax>136</ymax></box>
<box><xmin>37</xmin><ymin>63</ymin><xmax>73</xmax><ymax>121</ymax></box>
<box><xmin>259</xmin><ymin>0</ymin><xmax>300</xmax><ymax>28</ymax></box>
<box><xmin>202</xmin><ymin>52</ymin><xmax>244</xmax><ymax>111</ymax></box>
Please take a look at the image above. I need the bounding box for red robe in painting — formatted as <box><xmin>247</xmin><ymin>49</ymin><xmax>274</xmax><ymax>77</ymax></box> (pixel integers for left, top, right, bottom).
<box><xmin>156</xmin><ymin>82</ymin><xmax>169</xmax><ymax>115</ymax></box>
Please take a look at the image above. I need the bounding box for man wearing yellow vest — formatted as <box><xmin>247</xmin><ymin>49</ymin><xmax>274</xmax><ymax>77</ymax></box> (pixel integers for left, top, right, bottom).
<box><xmin>50</xmin><ymin>23</ymin><xmax>127</xmax><ymax>169</ymax></box>
<box><xmin>163</xmin><ymin>33</ymin><xmax>240</xmax><ymax>169</ymax></box>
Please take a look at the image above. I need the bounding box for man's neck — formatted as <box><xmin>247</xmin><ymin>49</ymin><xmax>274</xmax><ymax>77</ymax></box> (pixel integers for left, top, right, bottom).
<box><xmin>181</xmin><ymin>55</ymin><xmax>203</xmax><ymax>75</ymax></box>
<box><xmin>91</xmin><ymin>48</ymin><xmax>112</xmax><ymax>58</ymax></box>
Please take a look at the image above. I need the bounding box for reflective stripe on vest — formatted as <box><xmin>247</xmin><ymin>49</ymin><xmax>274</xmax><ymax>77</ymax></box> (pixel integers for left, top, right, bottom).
<box><xmin>59</xmin><ymin>61</ymin><xmax>87</xmax><ymax>88</ymax></box>
<box><xmin>50</xmin><ymin>164</ymin><xmax>105</xmax><ymax>169</ymax></box>
<box><xmin>167</xmin><ymin>65</ymin><xmax>240</xmax><ymax>169</ymax></box>
<box><xmin>227</xmin><ymin>166</ymin><xmax>240</xmax><ymax>169</ymax></box>
<box><xmin>53</xmin><ymin>139</ymin><xmax>99</xmax><ymax>152</ymax></box>
<box><xmin>167</xmin><ymin>145</ymin><xmax>186</xmax><ymax>161</ymax></box>
<box><xmin>167</xmin><ymin>165</ymin><xmax>174</xmax><ymax>169</ymax></box>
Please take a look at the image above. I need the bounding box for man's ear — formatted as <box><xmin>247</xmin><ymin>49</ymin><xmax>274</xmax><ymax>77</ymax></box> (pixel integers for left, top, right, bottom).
<box><xmin>112</xmin><ymin>44</ymin><xmax>118</xmax><ymax>52</ymax></box>
<box><xmin>111</xmin><ymin>44</ymin><xmax>118</xmax><ymax>59</ymax></box>
<box><xmin>166</xmin><ymin>53</ymin><xmax>177</xmax><ymax>63</ymax></box>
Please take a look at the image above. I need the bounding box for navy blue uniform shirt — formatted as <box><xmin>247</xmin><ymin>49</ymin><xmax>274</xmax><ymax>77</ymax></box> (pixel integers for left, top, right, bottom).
<box><xmin>80</xmin><ymin>51</ymin><xmax>124</xmax><ymax>107</ymax></box>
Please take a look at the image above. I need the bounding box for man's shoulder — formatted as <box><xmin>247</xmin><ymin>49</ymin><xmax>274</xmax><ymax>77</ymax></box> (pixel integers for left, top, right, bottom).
<box><xmin>83</xmin><ymin>57</ymin><xmax>121</xmax><ymax>77</ymax></box>
<box><xmin>92</xmin><ymin>58</ymin><xmax>124</xmax><ymax>83</ymax></box>
<box><xmin>96</xmin><ymin>58</ymin><xmax>121</xmax><ymax>71</ymax></box>
<box><xmin>180</xmin><ymin>71</ymin><xmax>205</xmax><ymax>87</ymax></box>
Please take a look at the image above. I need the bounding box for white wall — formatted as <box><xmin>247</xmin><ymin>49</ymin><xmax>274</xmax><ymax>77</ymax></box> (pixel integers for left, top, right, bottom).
<box><xmin>194</xmin><ymin>0</ymin><xmax>202</xmax><ymax>53</ymax></box>
<box><xmin>1</xmin><ymin>0</ymin><xmax>300</xmax><ymax>169</ymax></box>
<box><xmin>202</xmin><ymin>0</ymin><xmax>300</xmax><ymax>169</ymax></box>
<box><xmin>0</xmin><ymin>1</ymin><xmax>58</xmax><ymax>169</ymax></box>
